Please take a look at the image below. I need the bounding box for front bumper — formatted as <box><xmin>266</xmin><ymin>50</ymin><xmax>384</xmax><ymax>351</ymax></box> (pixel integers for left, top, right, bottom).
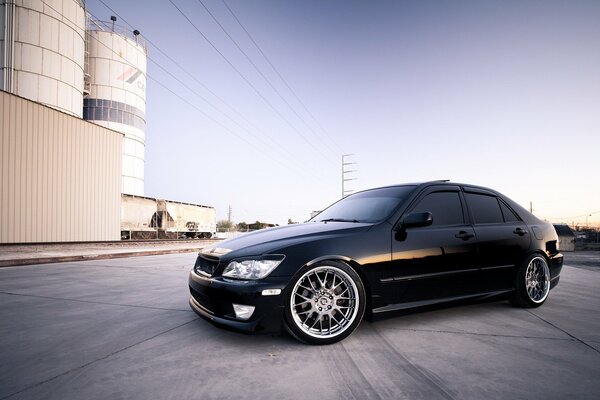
<box><xmin>188</xmin><ymin>270</ymin><xmax>291</xmax><ymax>334</ymax></box>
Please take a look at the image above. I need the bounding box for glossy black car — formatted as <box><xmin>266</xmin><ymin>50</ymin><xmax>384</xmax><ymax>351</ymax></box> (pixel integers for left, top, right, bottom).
<box><xmin>189</xmin><ymin>181</ymin><xmax>563</xmax><ymax>344</ymax></box>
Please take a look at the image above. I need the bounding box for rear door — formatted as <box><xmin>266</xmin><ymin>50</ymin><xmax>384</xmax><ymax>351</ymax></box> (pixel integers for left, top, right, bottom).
<box><xmin>463</xmin><ymin>188</ymin><xmax>531</xmax><ymax>292</ymax></box>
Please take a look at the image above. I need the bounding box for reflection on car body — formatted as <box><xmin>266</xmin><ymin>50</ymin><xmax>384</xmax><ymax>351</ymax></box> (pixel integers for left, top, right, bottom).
<box><xmin>189</xmin><ymin>181</ymin><xmax>563</xmax><ymax>344</ymax></box>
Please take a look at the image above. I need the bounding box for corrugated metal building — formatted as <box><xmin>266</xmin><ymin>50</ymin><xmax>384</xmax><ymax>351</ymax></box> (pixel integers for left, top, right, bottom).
<box><xmin>0</xmin><ymin>90</ymin><xmax>122</xmax><ymax>242</ymax></box>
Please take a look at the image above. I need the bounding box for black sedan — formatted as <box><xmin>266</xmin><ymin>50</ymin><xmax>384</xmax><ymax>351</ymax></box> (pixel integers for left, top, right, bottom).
<box><xmin>189</xmin><ymin>181</ymin><xmax>563</xmax><ymax>345</ymax></box>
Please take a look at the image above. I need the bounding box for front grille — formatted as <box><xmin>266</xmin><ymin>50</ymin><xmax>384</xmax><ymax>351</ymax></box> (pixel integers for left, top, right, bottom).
<box><xmin>191</xmin><ymin>288</ymin><xmax>213</xmax><ymax>313</ymax></box>
<box><xmin>194</xmin><ymin>255</ymin><xmax>219</xmax><ymax>276</ymax></box>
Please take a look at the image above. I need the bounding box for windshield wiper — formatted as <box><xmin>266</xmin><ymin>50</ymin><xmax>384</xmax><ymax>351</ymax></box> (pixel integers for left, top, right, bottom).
<box><xmin>320</xmin><ymin>218</ymin><xmax>360</xmax><ymax>223</ymax></box>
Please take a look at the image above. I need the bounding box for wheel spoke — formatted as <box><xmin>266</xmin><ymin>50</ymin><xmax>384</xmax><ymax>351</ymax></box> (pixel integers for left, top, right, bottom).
<box><xmin>298</xmin><ymin>283</ymin><xmax>314</xmax><ymax>293</ymax></box>
<box><xmin>316</xmin><ymin>271</ymin><xmax>326</xmax><ymax>289</ymax></box>
<box><xmin>307</xmin><ymin>277</ymin><xmax>318</xmax><ymax>291</ymax></box>
<box><xmin>332</xmin><ymin>279</ymin><xmax>344</xmax><ymax>291</ymax></box>
<box><xmin>309</xmin><ymin>316</ymin><xmax>320</xmax><ymax>330</ymax></box>
<box><xmin>293</xmin><ymin>299</ymin><xmax>312</xmax><ymax>307</ymax></box>
<box><xmin>295</xmin><ymin>293</ymin><xmax>312</xmax><ymax>302</ymax></box>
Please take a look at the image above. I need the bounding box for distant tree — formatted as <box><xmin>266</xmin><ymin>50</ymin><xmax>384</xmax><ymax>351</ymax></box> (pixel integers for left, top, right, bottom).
<box><xmin>252</xmin><ymin>220</ymin><xmax>266</xmax><ymax>230</ymax></box>
<box><xmin>287</xmin><ymin>218</ymin><xmax>298</xmax><ymax>225</ymax></box>
<box><xmin>248</xmin><ymin>221</ymin><xmax>276</xmax><ymax>230</ymax></box>
<box><xmin>217</xmin><ymin>220</ymin><xmax>235</xmax><ymax>231</ymax></box>
<box><xmin>237</xmin><ymin>222</ymin><xmax>248</xmax><ymax>231</ymax></box>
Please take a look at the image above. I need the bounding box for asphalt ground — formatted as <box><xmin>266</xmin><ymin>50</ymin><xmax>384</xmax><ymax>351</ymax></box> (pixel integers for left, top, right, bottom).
<box><xmin>0</xmin><ymin>252</ymin><xmax>598</xmax><ymax>400</ymax></box>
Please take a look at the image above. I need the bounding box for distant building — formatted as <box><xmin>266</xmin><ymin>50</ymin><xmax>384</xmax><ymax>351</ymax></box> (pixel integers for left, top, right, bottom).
<box><xmin>553</xmin><ymin>224</ymin><xmax>576</xmax><ymax>252</ymax></box>
<box><xmin>0</xmin><ymin>1</ymin><xmax>157</xmax><ymax>242</ymax></box>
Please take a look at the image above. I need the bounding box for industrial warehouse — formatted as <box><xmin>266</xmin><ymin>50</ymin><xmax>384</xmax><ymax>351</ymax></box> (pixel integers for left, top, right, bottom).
<box><xmin>0</xmin><ymin>0</ymin><xmax>215</xmax><ymax>243</ymax></box>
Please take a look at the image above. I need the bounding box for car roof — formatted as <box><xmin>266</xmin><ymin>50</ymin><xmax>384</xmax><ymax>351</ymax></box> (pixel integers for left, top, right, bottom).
<box><xmin>358</xmin><ymin>180</ymin><xmax>497</xmax><ymax>193</ymax></box>
<box><xmin>355</xmin><ymin>181</ymin><xmax>539</xmax><ymax>221</ymax></box>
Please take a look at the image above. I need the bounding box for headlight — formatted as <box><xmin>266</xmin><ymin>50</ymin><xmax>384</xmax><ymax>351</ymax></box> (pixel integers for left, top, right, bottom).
<box><xmin>222</xmin><ymin>257</ymin><xmax>284</xmax><ymax>280</ymax></box>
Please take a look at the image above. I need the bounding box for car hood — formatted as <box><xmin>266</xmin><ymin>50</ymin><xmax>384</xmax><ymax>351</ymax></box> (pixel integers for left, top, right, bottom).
<box><xmin>201</xmin><ymin>222</ymin><xmax>373</xmax><ymax>260</ymax></box>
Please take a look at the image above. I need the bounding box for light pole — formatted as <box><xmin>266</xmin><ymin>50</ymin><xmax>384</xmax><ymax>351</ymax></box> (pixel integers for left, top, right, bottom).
<box><xmin>342</xmin><ymin>154</ymin><xmax>356</xmax><ymax>198</ymax></box>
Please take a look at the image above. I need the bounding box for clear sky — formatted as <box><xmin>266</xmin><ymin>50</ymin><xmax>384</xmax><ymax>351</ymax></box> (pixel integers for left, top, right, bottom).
<box><xmin>85</xmin><ymin>0</ymin><xmax>600</xmax><ymax>227</ymax></box>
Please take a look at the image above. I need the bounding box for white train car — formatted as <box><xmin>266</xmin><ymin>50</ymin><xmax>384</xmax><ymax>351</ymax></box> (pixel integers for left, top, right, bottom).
<box><xmin>121</xmin><ymin>194</ymin><xmax>216</xmax><ymax>240</ymax></box>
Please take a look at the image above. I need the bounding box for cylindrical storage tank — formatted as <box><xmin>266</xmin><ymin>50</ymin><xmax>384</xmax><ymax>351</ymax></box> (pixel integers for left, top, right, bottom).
<box><xmin>0</xmin><ymin>0</ymin><xmax>86</xmax><ymax>117</ymax></box>
<box><xmin>84</xmin><ymin>20</ymin><xmax>147</xmax><ymax>196</ymax></box>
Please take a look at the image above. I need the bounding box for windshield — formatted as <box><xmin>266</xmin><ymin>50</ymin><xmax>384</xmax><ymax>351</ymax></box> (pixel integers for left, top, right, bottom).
<box><xmin>311</xmin><ymin>186</ymin><xmax>417</xmax><ymax>223</ymax></box>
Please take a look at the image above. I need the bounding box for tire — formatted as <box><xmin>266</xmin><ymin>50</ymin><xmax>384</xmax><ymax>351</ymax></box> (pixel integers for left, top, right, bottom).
<box><xmin>511</xmin><ymin>254</ymin><xmax>551</xmax><ymax>308</ymax></box>
<box><xmin>284</xmin><ymin>260</ymin><xmax>366</xmax><ymax>345</ymax></box>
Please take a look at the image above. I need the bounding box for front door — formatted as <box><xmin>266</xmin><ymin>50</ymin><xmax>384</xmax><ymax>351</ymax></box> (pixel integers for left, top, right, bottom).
<box><xmin>389</xmin><ymin>187</ymin><xmax>479</xmax><ymax>304</ymax></box>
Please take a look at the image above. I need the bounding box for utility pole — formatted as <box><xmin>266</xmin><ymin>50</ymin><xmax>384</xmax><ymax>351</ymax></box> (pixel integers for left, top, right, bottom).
<box><xmin>529</xmin><ymin>201</ymin><xmax>533</xmax><ymax>213</ymax></box>
<box><xmin>342</xmin><ymin>154</ymin><xmax>357</xmax><ymax>198</ymax></box>
<box><xmin>228</xmin><ymin>205</ymin><xmax>232</xmax><ymax>223</ymax></box>
<box><xmin>586</xmin><ymin>214</ymin><xmax>591</xmax><ymax>228</ymax></box>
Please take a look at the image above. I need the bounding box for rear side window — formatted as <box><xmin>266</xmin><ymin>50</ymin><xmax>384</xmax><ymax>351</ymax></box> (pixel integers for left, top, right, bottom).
<box><xmin>499</xmin><ymin>200</ymin><xmax>521</xmax><ymax>222</ymax></box>
<box><xmin>465</xmin><ymin>193</ymin><xmax>503</xmax><ymax>224</ymax></box>
<box><xmin>411</xmin><ymin>191</ymin><xmax>464</xmax><ymax>226</ymax></box>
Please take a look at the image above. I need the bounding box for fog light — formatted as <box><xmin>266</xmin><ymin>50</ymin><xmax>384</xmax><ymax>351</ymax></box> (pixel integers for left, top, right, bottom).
<box><xmin>232</xmin><ymin>304</ymin><xmax>255</xmax><ymax>320</ymax></box>
<box><xmin>261</xmin><ymin>289</ymin><xmax>281</xmax><ymax>296</ymax></box>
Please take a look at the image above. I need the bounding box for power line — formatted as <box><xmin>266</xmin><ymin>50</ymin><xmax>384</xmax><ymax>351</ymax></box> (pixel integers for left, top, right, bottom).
<box><xmin>549</xmin><ymin>210</ymin><xmax>600</xmax><ymax>220</ymax></box>
<box><xmin>168</xmin><ymin>0</ymin><xmax>333</xmax><ymax>163</ymax></box>
<box><xmin>89</xmin><ymin>1</ymin><xmax>332</xmax><ymax>184</ymax></box>
<box><xmin>197</xmin><ymin>0</ymin><xmax>337</xmax><ymax>156</ymax></box>
<box><xmin>42</xmin><ymin>0</ymin><xmax>326</xmax><ymax>186</ymax></box>
<box><xmin>221</xmin><ymin>0</ymin><xmax>343</xmax><ymax>154</ymax></box>
<box><xmin>94</xmin><ymin>0</ymin><xmax>297</xmax><ymax>161</ymax></box>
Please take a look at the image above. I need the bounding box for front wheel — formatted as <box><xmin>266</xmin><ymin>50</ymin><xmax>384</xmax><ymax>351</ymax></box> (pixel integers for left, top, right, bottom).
<box><xmin>284</xmin><ymin>261</ymin><xmax>366</xmax><ymax>345</ymax></box>
<box><xmin>511</xmin><ymin>254</ymin><xmax>551</xmax><ymax>308</ymax></box>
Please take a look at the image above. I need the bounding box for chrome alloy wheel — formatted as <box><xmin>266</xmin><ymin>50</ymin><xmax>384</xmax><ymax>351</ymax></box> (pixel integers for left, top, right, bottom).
<box><xmin>290</xmin><ymin>266</ymin><xmax>360</xmax><ymax>339</ymax></box>
<box><xmin>525</xmin><ymin>256</ymin><xmax>550</xmax><ymax>303</ymax></box>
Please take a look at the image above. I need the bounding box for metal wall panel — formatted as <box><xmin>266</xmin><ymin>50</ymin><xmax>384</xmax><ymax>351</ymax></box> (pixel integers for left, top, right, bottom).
<box><xmin>0</xmin><ymin>90</ymin><xmax>122</xmax><ymax>242</ymax></box>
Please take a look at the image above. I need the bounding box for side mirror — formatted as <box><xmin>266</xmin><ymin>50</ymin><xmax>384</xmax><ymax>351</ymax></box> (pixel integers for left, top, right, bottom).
<box><xmin>401</xmin><ymin>212</ymin><xmax>433</xmax><ymax>229</ymax></box>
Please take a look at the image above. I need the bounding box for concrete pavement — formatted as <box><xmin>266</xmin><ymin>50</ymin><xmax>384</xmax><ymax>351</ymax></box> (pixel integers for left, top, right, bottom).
<box><xmin>0</xmin><ymin>252</ymin><xmax>598</xmax><ymax>399</ymax></box>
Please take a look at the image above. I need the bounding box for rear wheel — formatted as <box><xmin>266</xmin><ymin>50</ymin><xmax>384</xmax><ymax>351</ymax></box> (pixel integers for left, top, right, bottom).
<box><xmin>284</xmin><ymin>261</ymin><xmax>365</xmax><ymax>345</ymax></box>
<box><xmin>511</xmin><ymin>254</ymin><xmax>551</xmax><ymax>308</ymax></box>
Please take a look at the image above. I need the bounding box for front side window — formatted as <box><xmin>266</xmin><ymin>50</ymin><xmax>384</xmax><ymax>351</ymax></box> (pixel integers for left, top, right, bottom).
<box><xmin>410</xmin><ymin>191</ymin><xmax>464</xmax><ymax>226</ymax></box>
<box><xmin>465</xmin><ymin>193</ymin><xmax>504</xmax><ymax>224</ymax></box>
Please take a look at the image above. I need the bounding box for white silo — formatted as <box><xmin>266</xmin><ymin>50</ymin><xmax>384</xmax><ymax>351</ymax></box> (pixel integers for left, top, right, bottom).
<box><xmin>0</xmin><ymin>0</ymin><xmax>86</xmax><ymax>117</ymax></box>
<box><xmin>84</xmin><ymin>18</ymin><xmax>147</xmax><ymax>196</ymax></box>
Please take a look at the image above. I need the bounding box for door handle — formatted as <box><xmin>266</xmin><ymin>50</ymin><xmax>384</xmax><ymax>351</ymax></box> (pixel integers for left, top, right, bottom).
<box><xmin>513</xmin><ymin>228</ymin><xmax>528</xmax><ymax>236</ymax></box>
<box><xmin>455</xmin><ymin>231</ymin><xmax>475</xmax><ymax>240</ymax></box>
